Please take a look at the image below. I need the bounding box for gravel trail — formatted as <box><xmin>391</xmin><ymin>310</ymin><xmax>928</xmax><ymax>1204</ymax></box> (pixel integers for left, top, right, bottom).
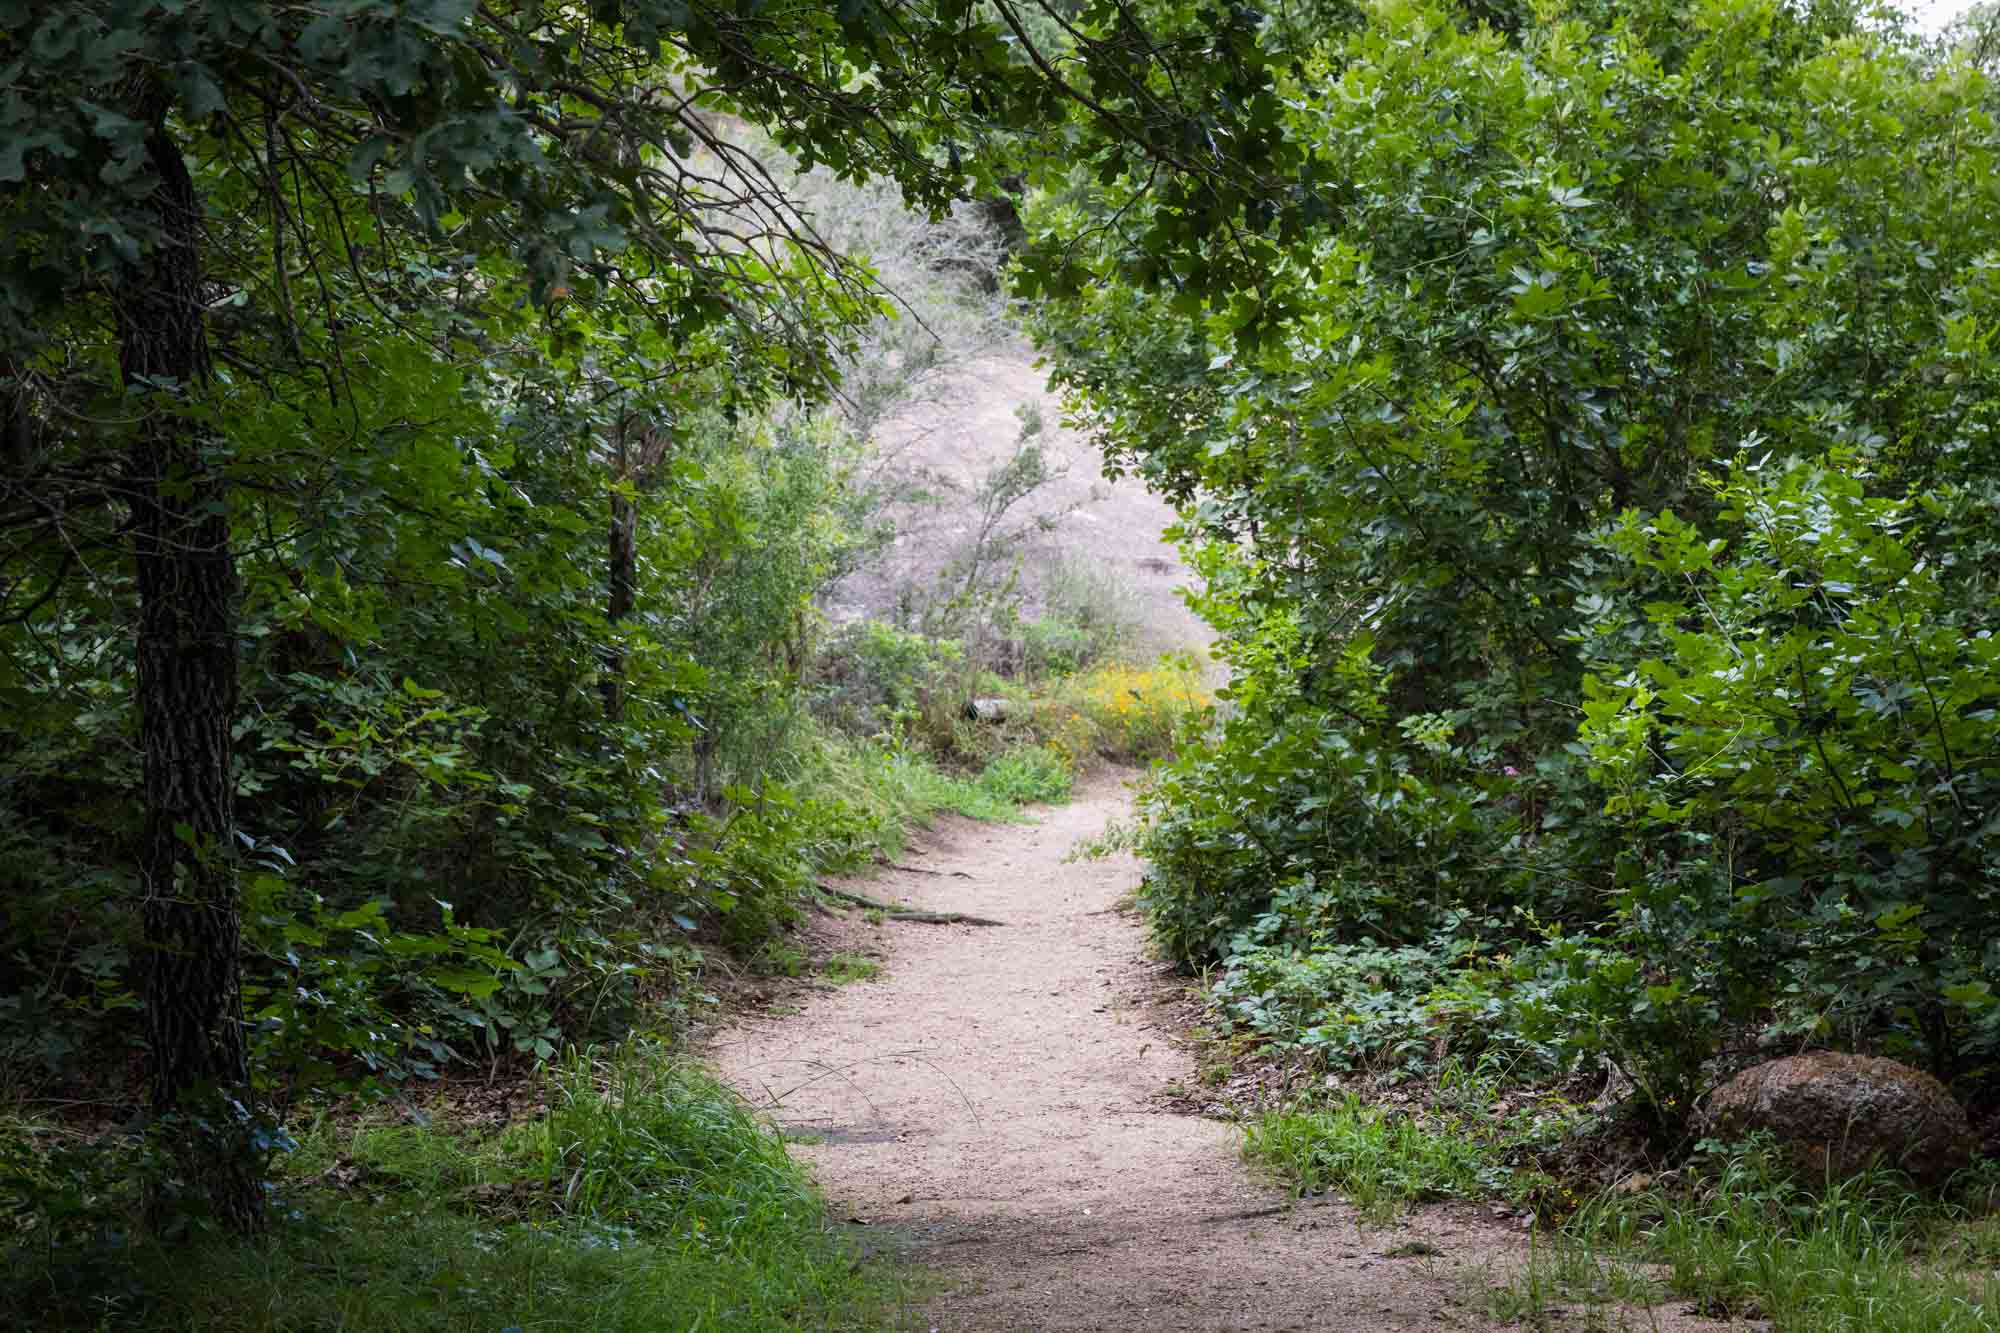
<box><xmin>712</xmin><ymin>779</ymin><xmax>1535</xmax><ymax>1332</ymax></box>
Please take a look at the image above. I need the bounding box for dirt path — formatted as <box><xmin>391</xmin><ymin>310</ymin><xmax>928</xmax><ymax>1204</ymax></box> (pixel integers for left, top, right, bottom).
<box><xmin>715</xmin><ymin>345</ymin><xmax>1746</xmax><ymax>1329</ymax></box>
<box><xmin>712</xmin><ymin>779</ymin><xmax>1535</xmax><ymax>1331</ymax></box>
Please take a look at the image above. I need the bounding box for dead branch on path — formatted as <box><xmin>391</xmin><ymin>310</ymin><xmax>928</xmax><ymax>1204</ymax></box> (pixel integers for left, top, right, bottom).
<box><xmin>814</xmin><ymin>883</ymin><xmax>1005</xmax><ymax>926</ymax></box>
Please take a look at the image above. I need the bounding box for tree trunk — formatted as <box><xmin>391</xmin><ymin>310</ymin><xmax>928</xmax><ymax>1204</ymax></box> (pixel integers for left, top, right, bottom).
<box><xmin>602</xmin><ymin>416</ymin><xmax>672</xmax><ymax>724</ymax></box>
<box><xmin>120</xmin><ymin>122</ymin><xmax>264</xmax><ymax>1234</ymax></box>
<box><xmin>603</xmin><ymin>491</ymin><xmax>638</xmax><ymax>723</ymax></box>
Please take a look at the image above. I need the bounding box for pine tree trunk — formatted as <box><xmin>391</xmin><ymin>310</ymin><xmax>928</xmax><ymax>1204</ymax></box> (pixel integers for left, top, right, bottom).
<box><xmin>119</xmin><ymin>122</ymin><xmax>263</xmax><ymax>1234</ymax></box>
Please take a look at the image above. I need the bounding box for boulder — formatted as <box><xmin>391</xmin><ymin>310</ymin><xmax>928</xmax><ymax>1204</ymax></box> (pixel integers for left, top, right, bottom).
<box><xmin>1701</xmin><ymin>1051</ymin><xmax>1974</xmax><ymax>1189</ymax></box>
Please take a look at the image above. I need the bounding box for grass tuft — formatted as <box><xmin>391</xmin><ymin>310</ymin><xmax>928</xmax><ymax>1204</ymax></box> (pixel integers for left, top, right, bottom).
<box><xmin>975</xmin><ymin>745</ymin><xmax>1074</xmax><ymax>806</ymax></box>
<box><xmin>1242</xmin><ymin>1095</ymin><xmax>1494</xmax><ymax>1223</ymax></box>
<box><xmin>822</xmin><ymin>953</ymin><xmax>882</xmax><ymax>984</ymax></box>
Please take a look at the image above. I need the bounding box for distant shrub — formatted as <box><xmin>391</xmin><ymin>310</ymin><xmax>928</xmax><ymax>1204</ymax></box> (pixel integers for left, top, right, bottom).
<box><xmin>1042</xmin><ymin>656</ymin><xmax>1210</xmax><ymax>765</ymax></box>
<box><xmin>1021</xmin><ymin>558</ymin><xmax>1142</xmax><ymax>679</ymax></box>
<box><xmin>977</xmin><ymin>746</ymin><xmax>1074</xmax><ymax>805</ymax></box>
<box><xmin>810</xmin><ymin>620</ymin><xmax>967</xmax><ymax>738</ymax></box>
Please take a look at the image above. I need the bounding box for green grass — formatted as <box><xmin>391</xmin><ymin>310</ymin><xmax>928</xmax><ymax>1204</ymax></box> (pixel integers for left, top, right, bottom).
<box><xmin>821</xmin><ymin>952</ymin><xmax>881</xmax><ymax>984</ymax></box>
<box><xmin>753</xmin><ymin>940</ymin><xmax>808</xmax><ymax>977</ymax></box>
<box><xmin>974</xmin><ymin>746</ymin><xmax>1073</xmax><ymax>806</ymax></box>
<box><xmin>1485</xmin><ymin>1226</ymin><xmax>1667</xmax><ymax>1330</ymax></box>
<box><xmin>827</xmin><ymin>739</ymin><xmax>1078</xmax><ymax>828</ymax></box>
<box><xmin>863</xmin><ymin>745</ymin><xmax>1022</xmax><ymax>823</ymax></box>
<box><xmin>3</xmin><ymin>1044</ymin><xmax>901</xmax><ymax>1331</ymax></box>
<box><xmin>1242</xmin><ymin>1095</ymin><xmax>1498</xmax><ymax>1223</ymax></box>
<box><xmin>782</xmin><ymin>729</ymin><xmax>1051</xmax><ymax>869</ymax></box>
<box><xmin>1244</xmin><ymin>1094</ymin><xmax>2000</xmax><ymax>1331</ymax></box>
<box><xmin>1492</xmin><ymin>1144</ymin><xmax>2000</xmax><ymax>1332</ymax></box>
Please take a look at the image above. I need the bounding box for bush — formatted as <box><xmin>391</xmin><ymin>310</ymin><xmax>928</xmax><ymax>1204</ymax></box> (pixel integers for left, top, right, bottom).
<box><xmin>1042</xmin><ymin>656</ymin><xmax>1211</xmax><ymax>767</ymax></box>
<box><xmin>976</xmin><ymin>745</ymin><xmax>1075</xmax><ymax>805</ymax></box>
<box><xmin>1021</xmin><ymin>616</ymin><xmax>1098</xmax><ymax>679</ymax></box>
<box><xmin>1022</xmin><ymin>0</ymin><xmax>2000</xmax><ymax>1146</ymax></box>
<box><xmin>810</xmin><ymin>620</ymin><xmax>968</xmax><ymax>741</ymax></box>
<box><xmin>1578</xmin><ymin>455</ymin><xmax>2000</xmax><ymax>1079</ymax></box>
<box><xmin>1021</xmin><ymin>557</ymin><xmax>1142</xmax><ymax>679</ymax></box>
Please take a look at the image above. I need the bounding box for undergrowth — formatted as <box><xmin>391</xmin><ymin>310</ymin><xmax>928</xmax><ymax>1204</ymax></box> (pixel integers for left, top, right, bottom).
<box><xmin>1240</xmin><ymin>1082</ymin><xmax>2000</xmax><ymax>1326</ymax></box>
<box><xmin>1493</xmin><ymin>1142</ymin><xmax>2000</xmax><ymax>1331</ymax></box>
<box><xmin>1242</xmin><ymin>1095</ymin><xmax>1508</xmax><ymax>1223</ymax></box>
<box><xmin>1243</xmin><ymin>1089</ymin><xmax>2000</xmax><ymax>1331</ymax></box>
<box><xmin>2</xmin><ymin>1045</ymin><xmax>898</xmax><ymax>1332</ymax></box>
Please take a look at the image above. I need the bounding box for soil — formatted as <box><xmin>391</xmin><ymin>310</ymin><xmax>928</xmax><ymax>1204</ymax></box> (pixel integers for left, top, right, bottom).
<box><xmin>713</xmin><ymin>347</ymin><xmax>1753</xmax><ymax>1330</ymax></box>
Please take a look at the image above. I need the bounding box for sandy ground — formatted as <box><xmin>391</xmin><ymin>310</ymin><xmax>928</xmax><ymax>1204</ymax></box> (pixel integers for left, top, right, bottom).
<box><xmin>712</xmin><ymin>775</ymin><xmax>1764</xmax><ymax>1332</ymax></box>
<box><xmin>716</xmin><ymin>772</ymin><xmax>1768</xmax><ymax>1320</ymax></box>
<box><xmin>711</xmin><ymin>781</ymin><xmax>1506</xmax><ymax>1331</ymax></box>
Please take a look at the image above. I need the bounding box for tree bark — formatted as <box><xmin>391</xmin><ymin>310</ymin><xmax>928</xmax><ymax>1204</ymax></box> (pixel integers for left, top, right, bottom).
<box><xmin>119</xmin><ymin>122</ymin><xmax>263</xmax><ymax>1234</ymax></box>
<box><xmin>603</xmin><ymin>495</ymin><xmax>638</xmax><ymax>723</ymax></box>
<box><xmin>602</xmin><ymin>415</ymin><xmax>672</xmax><ymax>724</ymax></box>
<box><xmin>1</xmin><ymin>355</ymin><xmax>31</xmax><ymax>476</ymax></box>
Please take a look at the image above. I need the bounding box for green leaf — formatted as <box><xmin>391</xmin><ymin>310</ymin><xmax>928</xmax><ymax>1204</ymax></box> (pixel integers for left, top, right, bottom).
<box><xmin>1873</xmin><ymin>904</ymin><xmax>1924</xmax><ymax>933</ymax></box>
<box><xmin>429</xmin><ymin>967</ymin><xmax>502</xmax><ymax>998</ymax></box>
<box><xmin>1942</xmin><ymin>982</ymin><xmax>1995</xmax><ymax>1010</ymax></box>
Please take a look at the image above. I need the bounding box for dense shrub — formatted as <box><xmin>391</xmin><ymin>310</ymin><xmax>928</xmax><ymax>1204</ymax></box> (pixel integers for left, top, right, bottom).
<box><xmin>1027</xmin><ymin>0</ymin><xmax>2000</xmax><ymax>1127</ymax></box>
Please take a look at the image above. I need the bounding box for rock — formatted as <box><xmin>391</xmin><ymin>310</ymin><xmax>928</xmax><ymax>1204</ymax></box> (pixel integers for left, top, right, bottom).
<box><xmin>1382</xmin><ymin>1241</ymin><xmax>1442</xmax><ymax>1258</ymax></box>
<box><xmin>1612</xmin><ymin>1171</ymin><xmax>1653</xmax><ymax>1196</ymax></box>
<box><xmin>1701</xmin><ymin>1051</ymin><xmax>1974</xmax><ymax>1189</ymax></box>
<box><xmin>965</xmin><ymin>697</ymin><xmax>1014</xmax><ymax>722</ymax></box>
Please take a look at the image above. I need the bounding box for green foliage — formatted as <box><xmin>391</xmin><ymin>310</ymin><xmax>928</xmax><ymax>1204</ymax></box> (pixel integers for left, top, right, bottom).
<box><xmin>1026</xmin><ymin>0</ymin><xmax>2000</xmax><ymax>1133</ymax></box>
<box><xmin>1510</xmin><ymin>1140</ymin><xmax>2000</xmax><ymax>1331</ymax></box>
<box><xmin>519</xmin><ymin>1047</ymin><xmax>815</xmax><ymax>1232</ymax></box>
<box><xmin>821</xmin><ymin>952</ymin><xmax>883</xmax><ymax>984</ymax></box>
<box><xmin>811</xmin><ymin>620</ymin><xmax>968</xmax><ymax>740</ymax></box>
<box><xmin>1022</xmin><ymin>557</ymin><xmax>1141</xmax><ymax>679</ymax></box>
<box><xmin>783</xmin><ymin>723</ymin><xmax>1042</xmax><ymax>830</ymax></box>
<box><xmin>1578</xmin><ymin>454</ymin><xmax>2000</xmax><ymax>1074</ymax></box>
<box><xmin>1243</xmin><ymin>1096</ymin><xmax>1502</xmax><ymax>1223</ymax></box>
<box><xmin>2</xmin><ymin>1115</ymin><xmax>155</xmax><ymax>1251</ymax></box>
<box><xmin>975</xmin><ymin>745</ymin><xmax>1075</xmax><ymax>806</ymax></box>
<box><xmin>1432</xmin><ymin>931</ymin><xmax>1726</xmax><ymax>1122</ymax></box>
<box><xmin>1212</xmin><ymin>931</ymin><xmax>1476</xmax><ymax>1075</ymax></box>
<box><xmin>7</xmin><ymin>0</ymin><xmax>1316</xmax><ymax>1233</ymax></box>
<box><xmin>4</xmin><ymin>353</ymin><xmax>881</xmax><ymax>1102</ymax></box>
<box><xmin>2</xmin><ymin>1046</ymin><xmax>901</xmax><ymax>1331</ymax></box>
